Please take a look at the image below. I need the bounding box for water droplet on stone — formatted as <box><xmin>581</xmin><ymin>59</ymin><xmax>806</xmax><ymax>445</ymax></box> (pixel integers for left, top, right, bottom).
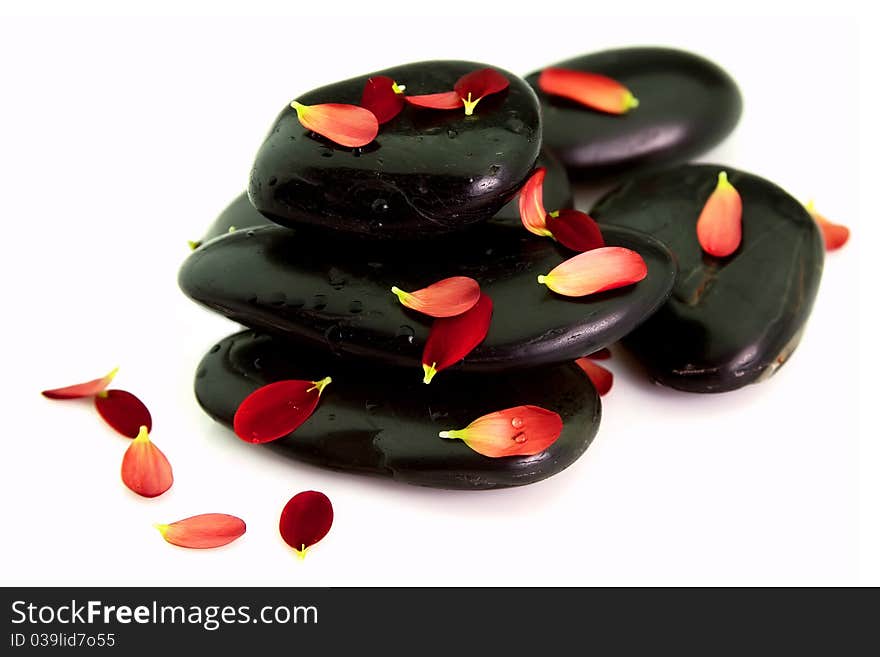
<box><xmin>328</xmin><ymin>413</ymin><xmax>336</xmax><ymax>421</ymax></box>
<box><xmin>511</xmin><ymin>417</ymin><xmax>524</xmax><ymax>429</ymax></box>
<box><xmin>488</xmin><ymin>164</ymin><xmax>500</xmax><ymax>175</ymax></box>
<box><xmin>447</xmin><ymin>128</ymin><xmax>458</xmax><ymax>139</ymax></box>
<box><xmin>196</xmin><ymin>367</ymin><xmax>207</xmax><ymax>379</ymax></box>
<box><xmin>371</xmin><ymin>198</ymin><xmax>389</xmax><ymax>212</ymax></box>
<box><xmin>209</xmin><ymin>344</ymin><xmax>221</xmax><ymax>354</ymax></box>
<box><xmin>268</xmin><ymin>176</ymin><xmax>277</xmax><ymax>186</ymax></box>
<box><xmin>396</xmin><ymin>325</ymin><xmax>415</xmax><ymax>343</ymax></box>
<box><xmin>253</xmin><ymin>358</ymin><xmax>262</xmax><ymax>370</ymax></box>
<box><xmin>349</xmin><ymin>300</ymin><xmax>363</xmax><ymax>314</ymax></box>
<box><xmin>321</xmin><ymin>149</ymin><xmax>333</xmax><ymax>158</ymax></box>
<box><xmin>365</xmin><ymin>400</ymin><xmax>382</xmax><ymax>413</ymax></box>
<box><xmin>246</xmin><ymin>230</ymin><xmax>255</xmax><ymax>238</ymax></box>
<box><xmin>313</xmin><ymin>294</ymin><xmax>327</xmax><ymax>311</ymax></box>
<box><xmin>328</xmin><ymin>267</ymin><xmax>347</xmax><ymax>290</ymax></box>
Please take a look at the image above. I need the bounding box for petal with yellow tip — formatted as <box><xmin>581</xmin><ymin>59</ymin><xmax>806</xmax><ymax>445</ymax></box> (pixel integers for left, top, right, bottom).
<box><xmin>95</xmin><ymin>389</ymin><xmax>152</xmax><ymax>438</ymax></box>
<box><xmin>538</xmin><ymin>246</ymin><xmax>647</xmax><ymax>297</ymax></box>
<box><xmin>421</xmin><ymin>293</ymin><xmax>493</xmax><ymax>384</ymax></box>
<box><xmin>121</xmin><ymin>426</ymin><xmax>173</xmax><ymax>498</ymax></box>
<box><xmin>806</xmin><ymin>201</ymin><xmax>850</xmax><ymax>251</ymax></box>
<box><xmin>360</xmin><ymin>76</ymin><xmax>405</xmax><ymax>124</ymax></box>
<box><xmin>538</xmin><ymin>68</ymin><xmax>639</xmax><ymax>115</ymax></box>
<box><xmin>439</xmin><ymin>405</ymin><xmax>563</xmax><ymax>458</ymax></box>
<box><xmin>696</xmin><ymin>171</ymin><xmax>743</xmax><ymax>258</ymax></box>
<box><xmin>391</xmin><ymin>276</ymin><xmax>480</xmax><ymax>318</ymax></box>
<box><xmin>41</xmin><ymin>367</ymin><xmax>119</xmax><ymax>400</ymax></box>
<box><xmin>233</xmin><ymin>377</ymin><xmax>331</xmax><ymax>444</ymax></box>
<box><xmin>279</xmin><ymin>491</ymin><xmax>333</xmax><ymax>558</ymax></box>
<box><xmin>290</xmin><ymin>100</ymin><xmax>378</xmax><ymax>148</ymax></box>
<box><xmin>155</xmin><ymin>514</ymin><xmax>246</xmax><ymax>549</ymax></box>
<box><xmin>518</xmin><ymin>167</ymin><xmax>552</xmax><ymax>237</ymax></box>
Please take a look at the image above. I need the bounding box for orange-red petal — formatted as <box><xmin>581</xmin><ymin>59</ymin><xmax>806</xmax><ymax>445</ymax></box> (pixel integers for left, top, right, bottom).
<box><xmin>42</xmin><ymin>367</ymin><xmax>118</xmax><ymax>399</ymax></box>
<box><xmin>454</xmin><ymin>68</ymin><xmax>509</xmax><ymax>115</ymax></box>
<box><xmin>233</xmin><ymin>377</ymin><xmax>331</xmax><ymax>444</ymax></box>
<box><xmin>405</xmin><ymin>90</ymin><xmax>462</xmax><ymax>110</ymax></box>
<box><xmin>538</xmin><ymin>247</ymin><xmax>648</xmax><ymax>297</ymax></box>
<box><xmin>279</xmin><ymin>491</ymin><xmax>333</xmax><ymax>558</ymax></box>
<box><xmin>155</xmin><ymin>513</ymin><xmax>246</xmax><ymax>549</ymax></box>
<box><xmin>546</xmin><ymin>209</ymin><xmax>606</xmax><ymax>252</ymax></box>
<box><xmin>439</xmin><ymin>405</ymin><xmax>563</xmax><ymax>458</ymax></box>
<box><xmin>575</xmin><ymin>358</ymin><xmax>613</xmax><ymax>396</ymax></box>
<box><xmin>519</xmin><ymin>167</ymin><xmax>552</xmax><ymax>237</ymax></box>
<box><xmin>806</xmin><ymin>201</ymin><xmax>850</xmax><ymax>251</ymax></box>
<box><xmin>360</xmin><ymin>76</ymin><xmax>405</xmax><ymax>124</ymax></box>
<box><xmin>696</xmin><ymin>171</ymin><xmax>743</xmax><ymax>257</ymax></box>
<box><xmin>391</xmin><ymin>276</ymin><xmax>480</xmax><ymax>318</ymax></box>
<box><xmin>421</xmin><ymin>293</ymin><xmax>493</xmax><ymax>384</ymax></box>
<box><xmin>94</xmin><ymin>389</ymin><xmax>152</xmax><ymax>438</ymax></box>
<box><xmin>121</xmin><ymin>426</ymin><xmax>173</xmax><ymax>498</ymax></box>
<box><xmin>290</xmin><ymin>101</ymin><xmax>378</xmax><ymax>148</ymax></box>
<box><xmin>538</xmin><ymin>68</ymin><xmax>639</xmax><ymax>115</ymax></box>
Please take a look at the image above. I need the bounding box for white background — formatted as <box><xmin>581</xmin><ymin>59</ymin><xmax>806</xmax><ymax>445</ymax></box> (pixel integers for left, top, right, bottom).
<box><xmin>1</xmin><ymin>3</ymin><xmax>876</xmax><ymax>586</ymax></box>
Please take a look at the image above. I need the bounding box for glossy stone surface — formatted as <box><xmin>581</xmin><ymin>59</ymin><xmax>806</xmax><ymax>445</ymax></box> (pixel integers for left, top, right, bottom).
<box><xmin>525</xmin><ymin>48</ymin><xmax>742</xmax><ymax>180</ymax></box>
<box><xmin>179</xmin><ymin>222</ymin><xmax>676</xmax><ymax>373</ymax></box>
<box><xmin>249</xmin><ymin>60</ymin><xmax>542</xmax><ymax>239</ymax></box>
<box><xmin>591</xmin><ymin>164</ymin><xmax>824</xmax><ymax>393</ymax></box>
<box><xmin>195</xmin><ymin>330</ymin><xmax>600</xmax><ymax>490</ymax></box>
<box><xmin>203</xmin><ymin>151</ymin><xmax>571</xmax><ymax>243</ymax></box>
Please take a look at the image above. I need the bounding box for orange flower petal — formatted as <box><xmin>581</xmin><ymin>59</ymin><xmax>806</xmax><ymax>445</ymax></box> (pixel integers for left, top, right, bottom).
<box><xmin>538</xmin><ymin>247</ymin><xmax>648</xmax><ymax>297</ymax></box>
<box><xmin>391</xmin><ymin>276</ymin><xmax>480</xmax><ymax>318</ymax></box>
<box><xmin>155</xmin><ymin>513</ymin><xmax>246</xmax><ymax>549</ymax></box>
<box><xmin>405</xmin><ymin>91</ymin><xmax>462</xmax><ymax>110</ymax></box>
<box><xmin>696</xmin><ymin>171</ymin><xmax>743</xmax><ymax>258</ymax></box>
<box><xmin>439</xmin><ymin>405</ymin><xmax>563</xmax><ymax>458</ymax></box>
<box><xmin>290</xmin><ymin>101</ymin><xmax>378</xmax><ymax>148</ymax></box>
<box><xmin>42</xmin><ymin>367</ymin><xmax>118</xmax><ymax>399</ymax></box>
<box><xmin>421</xmin><ymin>293</ymin><xmax>493</xmax><ymax>384</ymax></box>
<box><xmin>538</xmin><ymin>68</ymin><xmax>639</xmax><ymax>115</ymax></box>
<box><xmin>121</xmin><ymin>426</ymin><xmax>173</xmax><ymax>498</ymax></box>
<box><xmin>806</xmin><ymin>201</ymin><xmax>850</xmax><ymax>251</ymax></box>
<box><xmin>518</xmin><ymin>167</ymin><xmax>552</xmax><ymax>237</ymax></box>
<box><xmin>234</xmin><ymin>377</ymin><xmax>331</xmax><ymax>444</ymax></box>
<box><xmin>546</xmin><ymin>209</ymin><xmax>605</xmax><ymax>252</ymax></box>
<box><xmin>575</xmin><ymin>358</ymin><xmax>613</xmax><ymax>396</ymax></box>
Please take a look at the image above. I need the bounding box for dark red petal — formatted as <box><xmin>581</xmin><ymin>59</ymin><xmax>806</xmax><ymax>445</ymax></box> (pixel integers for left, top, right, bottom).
<box><xmin>290</xmin><ymin>101</ymin><xmax>378</xmax><ymax>148</ymax></box>
<box><xmin>421</xmin><ymin>293</ymin><xmax>493</xmax><ymax>384</ymax></box>
<box><xmin>439</xmin><ymin>405</ymin><xmax>563</xmax><ymax>458</ymax></box>
<box><xmin>546</xmin><ymin>209</ymin><xmax>606</xmax><ymax>252</ymax></box>
<box><xmin>405</xmin><ymin>91</ymin><xmax>462</xmax><ymax>110</ymax></box>
<box><xmin>575</xmin><ymin>358</ymin><xmax>613</xmax><ymax>396</ymax></box>
<box><xmin>156</xmin><ymin>514</ymin><xmax>246</xmax><ymax>549</ymax></box>
<box><xmin>94</xmin><ymin>389</ymin><xmax>152</xmax><ymax>438</ymax></box>
<box><xmin>279</xmin><ymin>491</ymin><xmax>333</xmax><ymax>557</ymax></box>
<box><xmin>233</xmin><ymin>377</ymin><xmax>331</xmax><ymax>444</ymax></box>
<box><xmin>696</xmin><ymin>171</ymin><xmax>743</xmax><ymax>257</ymax></box>
<box><xmin>42</xmin><ymin>367</ymin><xmax>118</xmax><ymax>399</ymax></box>
<box><xmin>391</xmin><ymin>276</ymin><xmax>481</xmax><ymax>318</ymax></box>
<box><xmin>454</xmin><ymin>68</ymin><xmax>510</xmax><ymax>114</ymax></box>
<box><xmin>807</xmin><ymin>202</ymin><xmax>850</xmax><ymax>251</ymax></box>
<box><xmin>360</xmin><ymin>76</ymin><xmax>405</xmax><ymax>124</ymax></box>
<box><xmin>121</xmin><ymin>426</ymin><xmax>173</xmax><ymax>498</ymax></box>
<box><xmin>538</xmin><ymin>68</ymin><xmax>639</xmax><ymax>115</ymax></box>
<box><xmin>519</xmin><ymin>167</ymin><xmax>552</xmax><ymax>237</ymax></box>
<box><xmin>538</xmin><ymin>247</ymin><xmax>648</xmax><ymax>297</ymax></box>
<box><xmin>586</xmin><ymin>348</ymin><xmax>611</xmax><ymax>360</ymax></box>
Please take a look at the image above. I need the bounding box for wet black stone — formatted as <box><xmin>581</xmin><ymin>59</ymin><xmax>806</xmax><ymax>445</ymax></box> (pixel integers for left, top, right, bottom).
<box><xmin>591</xmin><ymin>164</ymin><xmax>824</xmax><ymax>393</ymax></box>
<box><xmin>179</xmin><ymin>221</ymin><xmax>676</xmax><ymax>373</ymax></box>
<box><xmin>203</xmin><ymin>151</ymin><xmax>572</xmax><ymax>243</ymax></box>
<box><xmin>195</xmin><ymin>330</ymin><xmax>600</xmax><ymax>490</ymax></box>
<box><xmin>249</xmin><ymin>60</ymin><xmax>542</xmax><ymax>239</ymax></box>
<box><xmin>525</xmin><ymin>48</ymin><xmax>742</xmax><ymax>180</ymax></box>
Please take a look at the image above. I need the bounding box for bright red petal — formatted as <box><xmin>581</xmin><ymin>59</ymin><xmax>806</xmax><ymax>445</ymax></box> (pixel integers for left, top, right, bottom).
<box><xmin>519</xmin><ymin>167</ymin><xmax>552</xmax><ymax>237</ymax></box>
<box><xmin>807</xmin><ymin>202</ymin><xmax>850</xmax><ymax>251</ymax></box>
<box><xmin>156</xmin><ymin>513</ymin><xmax>246</xmax><ymax>549</ymax></box>
<box><xmin>234</xmin><ymin>378</ymin><xmax>331</xmax><ymax>444</ymax></box>
<box><xmin>42</xmin><ymin>367</ymin><xmax>118</xmax><ymax>399</ymax></box>
<box><xmin>454</xmin><ymin>68</ymin><xmax>510</xmax><ymax>115</ymax></box>
<box><xmin>94</xmin><ymin>389</ymin><xmax>152</xmax><ymax>438</ymax></box>
<box><xmin>360</xmin><ymin>76</ymin><xmax>405</xmax><ymax>124</ymax></box>
<box><xmin>439</xmin><ymin>405</ymin><xmax>562</xmax><ymax>458</ymax></box>
<box><xmin>290</xmin><ymin>101</ymin><xmax>378</xmax><ymax>148</ymax></box>
<box><xmin>575</xmin><ymin>358</ymin><xmax>613</xmax><ymax>396</ymax></box>
<box><xmin>538</xmin><ymin>68</ymin><xmax>639</xmax><ymax>115</ymax></box>
<box><xmin>696</xmin><ymin>171</ymin><xmax>743</xmax><ymax>257</ymax></box>
<box><xmin>405</xmin><ymin>91</ymin><xmax>462</xmax><ymax>110</ymax></box>
<box><xmin>546</xmin><ymin>209</ymin><xmax>606</xmax><ymax>252</ymax></box>
<box><xmin>121</xmin><ymin>426</ymin><xmax>173</xmax><ymax>498</ymax></box>
<box><xmin>392</xmin><ymin>276</ymin><xmax>481</xmax><ymax>318</ymax></box>
<box><xmin>538</xmin><ymin>247</ymin><xmax>648</xmax><ymax>297</ymax></box>
<box><xmin>421</xmin><ymin>293</ymin><xmax>493</xmax><ymax>384</ymax></box>
<box><xmin>279</xmin><ymin>491</ymin><xmax>333</xmax><ymax>558</ymax></box>
<box><xmin>587</xmin><ymin>348</ymin><xmax>612</xmax><ymax>360</ymax></box>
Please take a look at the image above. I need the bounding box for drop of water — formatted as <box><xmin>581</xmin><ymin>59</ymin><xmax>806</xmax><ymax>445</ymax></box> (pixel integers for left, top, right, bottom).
<box><xmin>320</xmin><ymin>150</ymin><xmax>333</xmax><ymax>158</ymax></box>
<box><xmin>447</xmin><ymin>128</ymin><xmax>458</xmax><ymax>139</ymax></box>
<box><xmin>349</xmin><ymin>300</ymin><xmax>363</xmax><ymax>314</ymax></box>
<box><xmin>209</xmin><ymin>344</ymin><xmax>221</xmax><ymax>354</ymax></box>
<box><xmin>328</xmin><ymin>413</ymin><xmax>336</xmax><ymax>421</ymax></box>
<box><xmin>246</xmin><ymin>230</ymin><xmax>255</xmax><ymax>238</ymax></box>
<box><xmin>328</xmin><ymin>267</ymin><xmax>347</xmax><ymax>290</ymax></box>
<box><xmin>268</xmin><ymin>176</ymin><xmax>278</xmax><ymax>186</ymax></box>
<box><xmin>365</xmin><ymin>400</ymin><xmax>382</xmax><ymax>413</ymax></box>
<box><xmin>488</xmin><ymin>164</ymin><xmax>500</xmax><ymax>175</ymax></box>
<box><xmin>467</xmin><ymin>177</ymin><xmax>474</xmax><ymax>183</ymax></box>
<box><xmin>513</xmin><ymin>432</ymin><xmax>527</xmax><ymax>444</ymax></box>
<box><xmin>313</xmin><ymin>294</ymin><xmax>327</xmax><ymax>311</ymax></box>
<box><xmin>396</xmin><ymin>325</ymin><xmax>415</xmax><ymax>343</ymax></box>
<box><xmin>196</xmin><ymin>367</ymin><xmax>207</xmax><ymax>379</ymax></box>
<box><xmin>371</xmin><ymin>198</ymin><xmax>389</xmax><ymax>212</ymax></box>
<box><xmin>511</xmin><ymin>417</ymin><xmax>524</xmax><ymax>429</ymax></box>
<box><xmin>253</xmin><ymin>358</ymin><xmax>262</xmax><ymax>370</ymax></box>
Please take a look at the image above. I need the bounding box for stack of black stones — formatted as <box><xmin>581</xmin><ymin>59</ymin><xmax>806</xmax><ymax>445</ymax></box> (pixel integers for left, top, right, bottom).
<box><xmin>179</xmin><ymin>48</ymin><xmax>824</xmax><ymax>489</ymax></box>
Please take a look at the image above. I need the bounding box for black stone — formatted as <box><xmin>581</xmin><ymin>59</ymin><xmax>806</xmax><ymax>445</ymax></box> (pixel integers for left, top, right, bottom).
<box><xmin>179</xmin><ymin>221</ymin><xmax>676</xmax><ymax>373</ymax></box>
<box><xmin>591</xmin><ymin>164</ymin><xmax>824</xmax><ymax>393</ymax></box>
<box><xmin>195</xmin><ymin>330</ymin><xmax>600</xmax><ymax>490</ymax></box>
<box><xmin>249</xmin><ymin>60</ymin><xmax>542</xmax><ymax>239</ymax></box>
<box><xmin>203</xmin><ymin>151</ymin><xmax>572</xmax><ymax>244</ymax></box>
<box><xmin>525</xmin><ymin>48</ymin><xmax>742</xmax><ymax>180</ymax></box>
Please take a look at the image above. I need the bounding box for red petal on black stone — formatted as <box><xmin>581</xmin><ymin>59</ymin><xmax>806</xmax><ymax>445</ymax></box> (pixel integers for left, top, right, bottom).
<box><xmin>360</xmin><ymin>76</ymin><xmax>405</xmax><ymax>124</ymax></box>
<box><xmin>454</xmin><ymin>68</ymin><xmax>510</xmax><ymax>114</ymax></box>
<box><xmin>421</xmin><ymin>293</ymin><xmax>493</xmax><ymax>384</ymax></box>
<box><xmin>576</xmin><ymin>358</ymin><xmax>613</xmax><ymax>396</ymax></box>
<box><xmin>94</xmin><ymin>389</ymin><xmax>152</xmax><ymax>438</ymax></box>
<box><xmin>405</xmin><ymin>90</ymin><xmax>462</xmax><ymax>110</ymax></box>
<box><xmin>546</xmin><ymin>209</ymin><xmax>606</xmax><ymax>252</ymax></box>
<box><xmin>233</xmin><ymin>378</ymin><xmax>331</xmax><ymax>444</ymax></box>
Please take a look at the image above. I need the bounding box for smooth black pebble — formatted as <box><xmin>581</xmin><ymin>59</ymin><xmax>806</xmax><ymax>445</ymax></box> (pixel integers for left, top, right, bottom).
<box><xmin>195</xmin><ymin>330</ymin><xmax>600</xmax><ymax>490</ymax></box>
<box><xmin>591</xmin><ymin>164</ymin><xmax>824</xmax><ymax>393</ymax></box>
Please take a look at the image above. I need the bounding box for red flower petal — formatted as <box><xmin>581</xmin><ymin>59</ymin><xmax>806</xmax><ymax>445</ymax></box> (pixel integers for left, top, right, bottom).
<box><xmin>454</xmin><ymin>67</ymin><xmax>510</xmax><ymax>115</ymax></box>
<box><xmin>94</xmin><ymin>389</ymin><xmax>152</xmax><ymax>438</ymax></box>
<box><xmin>42</xmin><ymin>367</ymin><xmax>118</xmax><ymax>399</ymax></box>
<box><xmin>121</xmin><ymin>426</ymin><xmax>173</xmax><ymax>498</ymax></box>
<box><xmin>155</xmin><ymin>513</ymin><xmax>246</xmax><ymax>549</ymax></box>
<box><xmin>421</xmin><ymin>293</ymin><xmax>493</xmax><ymax>384</ymax></box>
<box><xmin>233</xmin><ymin>377</ymin><xmax>331</xmax><ymax>444</ymax></box>
<box><xmin>538</xmin><ymin>68</ymin><xmax>639</xmax><ymax>115</ymax></box>
<box><xmin>439</xmin><ymin>405</ymin><xmax>562</xmax><ymax>458</ymax></box>
<box><xmin>696</xmin><ymin>171</ymin><xmax>743</xmax><ymax>257</ymax></box>
<box><xmin>405</xmin><ymin>90</ymin><xmax>462</xmax><ymax>110</ymax></box>
<box><xmin>290</xmin><ymin>101</ymin><xmax>378</xmax><ymax>148</ymax></box>
<box><xmin>360</xmin><ymin>76</ymin><xmax>406</xmax><ymax>124</ymax></box>
<box><xmin>806</xmin><ymin>201</ymin><xmax>850</xmax><ymax>251</ymax></box>
<box><xmin>279</xmin><ymin>491</ymin><xmax>333</xmax><ymax>558</ymax></box>
<box><xmin>391</xmin><ymin>276</ymin><xmax>481</xmax><ymax>318</ymax></box>
<box><xmin>538</xmin><ymin>247</ymin><xmax>648</xmax><ymax>297</ymax></box>
<box><xmin>546</xmin><ymin>209</ymin><xmax>606</xmax><ymax>252</ymax></box>
<box><xmin>575</xmin><ymin>358</ymin><xmax>613</xmax><ymax>396</ymax></box>
<box><xmin>519</xmin><ymin>167</ymin><xmax>552</xmax><ymax>237</ymax></box>
<box><xmin>586</xmin><ymin>348</ymin><xmax>612</xmax><ymax>360</ymax></box>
